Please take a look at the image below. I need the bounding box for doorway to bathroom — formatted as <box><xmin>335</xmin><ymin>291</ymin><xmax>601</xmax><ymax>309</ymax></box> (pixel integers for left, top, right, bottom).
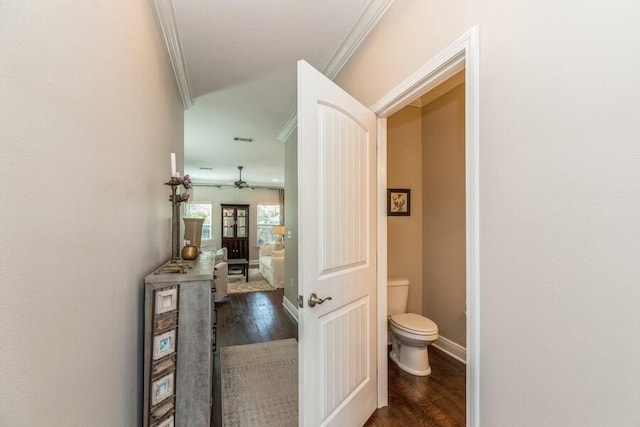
<box><xmin>375</xmin><ymin>70</ymin><xmax>467</xmax><ymax>425</ymax></box>
<box><xmin>367</xmin><ymin>27</ymin><xmax>480</xmax><ymax>426</ymax></box>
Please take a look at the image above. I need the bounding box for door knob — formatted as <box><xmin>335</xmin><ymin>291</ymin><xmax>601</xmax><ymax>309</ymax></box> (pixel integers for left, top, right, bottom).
<box><xmin>308</xmin><ymin>293</ymin><xmax>332</xmax><ymax>308</ymax></box>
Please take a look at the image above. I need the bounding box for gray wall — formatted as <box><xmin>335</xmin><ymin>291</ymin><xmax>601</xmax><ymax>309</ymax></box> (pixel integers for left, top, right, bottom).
<box><xmin>0</xmin><ymin>2</ymin><xmax>184</xmax><ymax>425</ymax></box>
<box><xmin>336</xmin><ymin>0</ymin><xmax>640</xmax><ymax>424</ymax></box>
<box><xmin>283</xmin><ymin>131</ymin><xmax>299</xmax><ymax>310</ymax></box>
<box><xmin>422</xmin><ymin>83</ymin><xmax>466</xmax><ymax>347</ymax></box>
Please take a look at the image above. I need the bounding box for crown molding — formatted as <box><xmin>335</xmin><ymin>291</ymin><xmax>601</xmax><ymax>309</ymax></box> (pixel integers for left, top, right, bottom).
<box><xmin>155</xmin><ymin>0</ymin><xmax>193</xmax><ymax>110</ymax></box>
<box><xmin>323</xmin><ymin>0</ymin><xmax>396</xmax><ymax>79</ymax></box>
<box><xmin>278</xmin><ymin>111</ymin><xmax>298</xmax><ymax>143</ymax></box>
<box><xmin>278</xmin><ymin>0</ymin><xmax>395</xmax><ymax>139</ymax></box>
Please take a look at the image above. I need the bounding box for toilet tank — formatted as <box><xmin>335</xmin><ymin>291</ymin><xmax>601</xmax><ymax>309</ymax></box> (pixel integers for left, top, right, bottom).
<box><xmin>387</xmin><ymin>277</ymin><xmax>410</xmax><ymax>316</ymax></box>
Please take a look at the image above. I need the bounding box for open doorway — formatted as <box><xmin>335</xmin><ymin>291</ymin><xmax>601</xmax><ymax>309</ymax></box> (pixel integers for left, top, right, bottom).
<box><xmin>370</xmin><ymin>27</ymin><xmax>480</xmax><ymax>427</ymax></box>
<box><xmin>367</xmin><ymin>70</ymin><xmax>467</xmax><ymax>425</ymax></box>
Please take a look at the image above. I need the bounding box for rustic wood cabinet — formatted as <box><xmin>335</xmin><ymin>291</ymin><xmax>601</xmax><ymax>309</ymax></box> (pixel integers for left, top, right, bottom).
<box><xmin>221</xmin><ymin>204</ymin><xmax>249</xmax><ymax>259</ymax></box>
<box><xmin>144</xmin><ymin>253</ymin><xmax>217</xmax><ymax>427</ymax></box>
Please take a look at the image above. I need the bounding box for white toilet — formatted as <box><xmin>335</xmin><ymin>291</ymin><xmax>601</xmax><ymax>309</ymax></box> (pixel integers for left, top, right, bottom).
<box><xmin>388</xmin><ymin>277</ymin><xmax>439</xmax><ymax>376</ymax></box>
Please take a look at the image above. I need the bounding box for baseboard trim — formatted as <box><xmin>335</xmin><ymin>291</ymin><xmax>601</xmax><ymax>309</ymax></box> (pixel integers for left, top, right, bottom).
<box><xmin>282</xmin><ymin>296</ymin><xmax>298</xmax><ymax>323</ymax></box>
<box><xmin>433</xmin><ymin>335</ymin><xmax>466</xmax><ymax>364</ymax></box>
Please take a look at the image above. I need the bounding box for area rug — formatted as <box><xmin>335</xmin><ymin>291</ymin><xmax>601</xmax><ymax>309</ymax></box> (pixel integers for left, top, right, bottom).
<box><xmin>221</xmin><ymin>339</ymin><xmax>298</xmax><ymax>427</ymax></box>
<box><xmin>227</xmin><ymin>267</ymin><xmax>277</xmax><ymax>294</ymax></box>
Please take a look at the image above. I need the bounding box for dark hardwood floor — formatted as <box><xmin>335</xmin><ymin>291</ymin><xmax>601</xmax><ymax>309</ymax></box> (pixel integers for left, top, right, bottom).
<box><xmin>211</xmin><ymin>287</ymin><xmax>465</xmax><ymax>427</ymax></box>
<box><xmin>211</xmin><ymin>288</ymin><xmax>298</xmax><ymax>427</ymax></box>
<box><xmin>365</xmin><ymin>346</ymin><xmax>466</xmax><ymax>427</ymax></box>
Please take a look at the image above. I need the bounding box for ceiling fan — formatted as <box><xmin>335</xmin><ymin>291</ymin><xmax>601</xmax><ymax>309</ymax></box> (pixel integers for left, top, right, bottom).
<box><xmin>217</xmin><ymin>166</ymin><xmax>254</xmax><ymax>190</ymax></box>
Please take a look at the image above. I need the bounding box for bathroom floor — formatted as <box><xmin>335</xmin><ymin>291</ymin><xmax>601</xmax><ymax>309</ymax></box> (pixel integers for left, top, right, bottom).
<box><xmin>365</xmin><ymin>346</ymin><xmax>466</xmax><ymax>426</ymax></box>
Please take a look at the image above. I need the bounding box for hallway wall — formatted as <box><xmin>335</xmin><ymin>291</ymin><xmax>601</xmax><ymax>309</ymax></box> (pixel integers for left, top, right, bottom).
<box><xmin>0</xmin><ymin>2</ymin><xmax>184</xmax><ymax>425</ymax></box>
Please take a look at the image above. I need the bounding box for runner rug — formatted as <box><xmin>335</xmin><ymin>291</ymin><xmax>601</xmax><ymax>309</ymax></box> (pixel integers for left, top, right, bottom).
<box><xmin>227</xmin><ymin>268</ymin><xmax>277</xmax><ymax>294</ymax></box>
<box><xmin>221</xmin><ymin>339</ymin><xmax>298</xmax><ymax>426</ymax></box>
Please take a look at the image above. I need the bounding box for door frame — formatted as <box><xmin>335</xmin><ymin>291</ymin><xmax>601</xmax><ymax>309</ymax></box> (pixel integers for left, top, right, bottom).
<box><xmin>370</xmin><ymin>26</ymin><xmax>480</xmax><ymax>426</ymax></box>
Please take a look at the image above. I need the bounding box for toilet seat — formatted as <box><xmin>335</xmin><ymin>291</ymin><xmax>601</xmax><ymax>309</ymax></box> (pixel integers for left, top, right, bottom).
<box><xmin>390</xmin><ymin>313</ymin><xmax>438</xmax><ymax>336</ymax></box>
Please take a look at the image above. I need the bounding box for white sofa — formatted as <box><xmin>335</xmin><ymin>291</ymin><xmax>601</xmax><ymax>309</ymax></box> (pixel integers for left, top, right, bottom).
<box><xmin>213</xmin><ymin>261</ymin><xmax>228</xmax><ymax>300</ymax></box>
<box><xmin>201</xmin><ymin>240</ymin><xmax>227</xmax><ymax>263</ymax></box>
<box><xmin>258</xmin><ymin>244</ymin><xmax>285</xmax><ymax>288</ymax></box>
<box><xmin>200</xmin><ymin>243</ymin><xmax>228</xmax><ymax>300</ymax></box>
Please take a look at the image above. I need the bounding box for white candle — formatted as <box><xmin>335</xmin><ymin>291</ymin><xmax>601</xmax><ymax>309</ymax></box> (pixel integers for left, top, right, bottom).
<box><xmin>170</xmin><ymin>152</ymin><xmax>177</xmax><ymax>177</ymax></box>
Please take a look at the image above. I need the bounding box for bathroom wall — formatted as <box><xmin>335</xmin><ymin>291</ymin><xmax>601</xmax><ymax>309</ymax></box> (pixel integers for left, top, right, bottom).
<box><xmin>422</xmin><ymin>83</ymin><xmax>467</xmax><ymax>346</ymax></box>
<box><xmin>387</xmin><ymin>106</ymin><xmax>423</xmax><ymax>314</ymax></box>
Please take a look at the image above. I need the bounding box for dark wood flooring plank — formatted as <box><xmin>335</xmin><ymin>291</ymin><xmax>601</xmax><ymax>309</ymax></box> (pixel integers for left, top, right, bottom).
<box><xmin>365</xmin><ymin>346</ymin><xmax>466</xmax><ymax>427</ymax></box>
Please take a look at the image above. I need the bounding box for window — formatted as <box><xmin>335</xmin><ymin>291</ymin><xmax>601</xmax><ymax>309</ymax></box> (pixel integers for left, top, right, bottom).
<box><xmin>257</xmin><ymin>204</ymin><xmax>281</xmax><ymax>245</ymax></box>
<box><xmin>184</xmin><ymin>202</ymin><xmax>212</xmax><ymax>239</ymax></box>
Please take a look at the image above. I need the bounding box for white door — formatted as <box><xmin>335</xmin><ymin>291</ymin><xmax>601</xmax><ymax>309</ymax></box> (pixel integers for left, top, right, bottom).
<box><xmin>297</xmin><ymin>60</ymin><xmax>377</xmax><ymax>427</ymax></box>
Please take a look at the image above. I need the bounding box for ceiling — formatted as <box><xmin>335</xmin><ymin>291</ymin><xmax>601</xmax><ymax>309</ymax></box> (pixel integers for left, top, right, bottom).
<box><xmin>158</xmin><ymin>0</ymin><xmax>395</xmax><ymax>188</ymax></box>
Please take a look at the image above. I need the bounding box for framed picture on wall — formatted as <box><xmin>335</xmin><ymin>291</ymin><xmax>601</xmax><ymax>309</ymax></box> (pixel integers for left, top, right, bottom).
<box><xmin>387</xmin><ymin>188</ymin><xmax>411</xmax><ymax>216</ymax></box>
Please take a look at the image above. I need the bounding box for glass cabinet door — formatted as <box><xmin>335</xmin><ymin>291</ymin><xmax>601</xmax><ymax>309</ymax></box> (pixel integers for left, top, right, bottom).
<box><xmin>236</xmin><ymin>208</ymin><xmax>247</xmax><ymax>238</ymax></box>
<box><xmin>220</xmin><ymin>204</ymin><xmax>249</xmax><ymax>259</ymax></box>
<box><xmin>223</xmin><ymin>208</ymin><xmax>235</xmax><ymax>238</ymax></box>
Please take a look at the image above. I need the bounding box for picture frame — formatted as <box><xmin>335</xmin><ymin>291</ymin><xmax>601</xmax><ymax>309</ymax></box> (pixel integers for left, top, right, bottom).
<box><xmin>151</xmin><ymin>372</ymin><xmax>174</xmax><ymax>406</ymax></box>
<box><xmin>155</xmin><ymin>288</ymin><xmax>178</xmax><ymax>315</ymax></box>
<box><xmin>387</xmin><ymin>188</ymin><xmax>411</xmax><ymax>216</ymax></box>
<box><xmin>153</xmin><ymin>329</ymin><xmax>176</xmax><ymax>360</ymax></box>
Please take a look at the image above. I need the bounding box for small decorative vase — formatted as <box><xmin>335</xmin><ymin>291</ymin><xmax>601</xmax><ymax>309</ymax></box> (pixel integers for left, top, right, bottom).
<box><xmin>181</xmin><ymin>245</ymin><xmax>199</xmax><ymax>260</ymax></box>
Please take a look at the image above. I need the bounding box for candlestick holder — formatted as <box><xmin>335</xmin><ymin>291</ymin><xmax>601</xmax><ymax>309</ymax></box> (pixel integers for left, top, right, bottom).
<box><xmin>156</xmin><ymin>176</ymin><xmax>192</xmax><ymax>274</ymax></box>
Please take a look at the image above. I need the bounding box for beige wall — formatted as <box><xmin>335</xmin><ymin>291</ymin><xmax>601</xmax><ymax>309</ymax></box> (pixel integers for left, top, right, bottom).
<box><xmin>337</xmin><ymin>0</ymin><xmax>640</xmax><ymax>424</ymax></box>
<box><xmin>422</xmin><ymin>83</ymin><xmax>466</xmax><ymax>347</ymax></box>
<box><xmin>0</xmin><ymin>2</ymin><xmax>184</xmax><ymax>425</ymax></box>
<box><xmin>283</xmin><ymin>132</ymin><xmax>299</xmax><ymax>309</ymax></box>
<box><xmin>387</xmin><ymin>106</ymin><xmax>423</xmax><ymax>315</ymax></box>
<box><xmin>190</xmin><ymin>187</ymin><xmax>280</xmax><ymax>262</ymax></box>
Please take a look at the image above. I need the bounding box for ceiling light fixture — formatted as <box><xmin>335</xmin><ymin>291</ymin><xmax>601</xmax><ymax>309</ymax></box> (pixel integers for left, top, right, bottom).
<box><xmin>199</xmin><ymin>167</ymin><xmax>213</xmax><ymax>170</ymax></box>
<box><xmin>233</xmin><ymin>137</ymin><xmax>254</xmax><ymax>142</ymax></box>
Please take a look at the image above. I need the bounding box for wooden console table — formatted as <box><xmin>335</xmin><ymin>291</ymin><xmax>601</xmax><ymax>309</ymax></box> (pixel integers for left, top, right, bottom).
<box><xmin>143</xmin><ymin>252</ymin><xmax>217</xmax><ymax>427</ymax></box>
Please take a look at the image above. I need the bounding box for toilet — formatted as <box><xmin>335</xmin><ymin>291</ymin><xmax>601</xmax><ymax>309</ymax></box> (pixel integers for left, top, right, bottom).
<box><xmin>388</xmin><ymin>277</ymin><xmax>439</xmax><ymax>376</ymax></box>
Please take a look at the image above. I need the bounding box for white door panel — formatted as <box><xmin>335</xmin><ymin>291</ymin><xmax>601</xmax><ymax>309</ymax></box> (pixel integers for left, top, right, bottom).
<box><xmin>298</xmin><ymin>60</ymin><xmax>377</xmax><ymax>427</ymax></box>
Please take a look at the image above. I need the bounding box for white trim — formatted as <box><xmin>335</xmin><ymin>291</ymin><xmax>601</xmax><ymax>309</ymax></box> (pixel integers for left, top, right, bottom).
<box><xmin>371</xmin><ymin>54</ymin><xmax>465</xmax><ymax>117</ymax></box>
<box><xmin>154</xmin><ymin>0</ymin><xmax>193</xmax><ymax>110</ymax></box>
<box><xmin>278</xmin><ymin>111</ymin><xmax>298</xmax><ymax>143</ymax></box>
<box><xmin>371</xmin><ymin>26</ymin><xmax>480</xmax><ymax>427</ymax></box>
<box><xmin>433</xmin><ymin>336</ymin><xmax>467</xmax><ymax>365</ymax></box>
<box><xmin>376</xmin><ymin>118</ymin><xmax>388</xmax><ymax>408</ymax></box>
<box><xmin>323</xmin><ymin>0</ymin><xmax>396</xmax><ymax>79</ymax></box>
<box><xmin>282</xmin><ymin>296</ymin><xmax>299</xmax><ymax>323</ymax></box>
